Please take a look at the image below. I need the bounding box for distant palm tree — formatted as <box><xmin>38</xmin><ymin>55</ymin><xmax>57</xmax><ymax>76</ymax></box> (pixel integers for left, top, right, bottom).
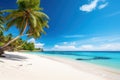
<box><xmin>0</xmin><ymin>31</ymin><xmax>4</xmax><ymax>45</ymax></box>
<box><xmin>4</xmin><ymin>34</ymin><xmax>13</xmax><ymax>43</ymax></box>
<box><xmin>2</xmin><ymin>0</ymin><xmax>49</xmax><ymax>48</ymax></box>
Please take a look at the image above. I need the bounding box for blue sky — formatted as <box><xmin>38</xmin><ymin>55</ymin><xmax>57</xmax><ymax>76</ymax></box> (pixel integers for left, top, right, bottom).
<box><xmin>1</xmin><ymin>0</ymin><xmax>120</xmax><ymax>51</ymax></box>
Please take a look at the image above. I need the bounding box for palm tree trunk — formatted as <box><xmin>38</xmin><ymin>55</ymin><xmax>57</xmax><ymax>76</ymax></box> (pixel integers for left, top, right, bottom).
<box><xmin>0</xmin><ymin>47</ymin><xmax>4</xmax><ymax>57</ymax></box>
<box><xmin>2</xmin><ymin>36</ymin><xmax>21</xmax><ymax>48</ymax></box>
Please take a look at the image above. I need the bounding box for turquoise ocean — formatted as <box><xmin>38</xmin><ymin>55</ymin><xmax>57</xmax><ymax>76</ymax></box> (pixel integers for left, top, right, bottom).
<box><xmin>27</xmin><ymin>51</ymin><xmax>120</xmax><ymax>70</ymax></box>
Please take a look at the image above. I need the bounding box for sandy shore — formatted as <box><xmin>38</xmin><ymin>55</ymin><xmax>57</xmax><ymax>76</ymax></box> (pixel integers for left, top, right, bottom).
<box><xmin>0</xmin><ymin>52</ymin><xmax>119</xmax><ymax>80</ymax></box>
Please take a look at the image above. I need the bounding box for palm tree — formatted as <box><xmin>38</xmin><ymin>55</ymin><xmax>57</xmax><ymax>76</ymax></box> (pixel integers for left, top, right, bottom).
<box><xmin>0</xmin><ymin>31</ymin><xmax>4</xmax><ymax>47</ymax></box>
<box><xmin>2</xmin><ymin>0</ymin><xmax>49</xmax><ymax>48</ymax></box>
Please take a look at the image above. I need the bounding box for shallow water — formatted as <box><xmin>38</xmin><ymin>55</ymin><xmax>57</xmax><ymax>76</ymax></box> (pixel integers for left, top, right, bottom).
<box><xmin>27</xmin><ymin>51</ymin><xmax>120</xmax><ymax>70</ymax></box>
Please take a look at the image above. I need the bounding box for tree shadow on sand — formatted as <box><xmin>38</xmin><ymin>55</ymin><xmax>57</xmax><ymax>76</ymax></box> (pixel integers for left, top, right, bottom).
<box><xmin>0</xmin><ymin>54</ymin><xmax>28</xmax><ymax>61</ymax></box>
<box><xmin>0</xmin><ymin>60</ymin><xmax>4</xmax><ymax>63</ymax></box>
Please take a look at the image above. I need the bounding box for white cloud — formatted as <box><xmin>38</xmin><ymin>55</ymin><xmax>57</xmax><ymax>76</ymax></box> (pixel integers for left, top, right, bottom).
<box><xmin>80</xmin><ymin>43</ymin><xmax>119</xmax><ymax>51</ymax></box>
<box><xmin>80</xmin><ymin>0</ymin><xmax>99</xmax><ymax>12</ymax></box>
<box><xmin>80</xmin><ymin>0</ymin><xmax>108</xmax><ymax>12</ymax></box>
<box><xmin>28</xmin><ymin>38</ymin><xmax>44</xmax><ymax>48</ymax></box>
<box><xmin>51</xmin><ymin>43</ymin><xmax>120</xmax><ymax>51</ymax></box>
<box><xmin>50</xmin><ymin>36</ymin><xmax>120</xmax><ymax>51</ymax></box>
<box><xmin>62</xmin><ymin>41</ymin><xmax>77</xmax><ymax>45</ymax></box>
<box><xmin>74</xmin><ymin>36</ymin><xmax>120</xmax><ymax>45</ymax></box>
<box><xmin>64</xmin><ymin>35</ymin><xmax>85</xmax><ymax>38</ymax></box>
<box><xmin>107</xmin><ymin>11</ymin><xmax>120</xmax><ymax>17</ymax></box>
<box><xmin>79</xmin><ymin>43</ymin><xmax>120</xmax><ymax>51</ymax></box>
<box><xmin>35</xmin><ymin>43</ymin><xmax>44</xmax><ymax>48</ymax></box>
<box><xmin>79</xmin><ymin>45</ymin><xmax>94</xmax><ymax>50</ymax></box>
<box><xmin>98</xmin><ymin>2</ymin><xmax>108</xmax><ymax>9</ymax></box>
<box><xmin>27</xmin><ymin>38</ymin><xmax>35</xmax><ymax>43</ymax></box>
<box><xmin>52</xmin><ymin>45</ymin><xmax>76</xmax><ymax>51</ymax></box>
<box><xmin>98</xmin><ymin>43</ymin><xmax>120</xmax><ymax>51</ymax></box>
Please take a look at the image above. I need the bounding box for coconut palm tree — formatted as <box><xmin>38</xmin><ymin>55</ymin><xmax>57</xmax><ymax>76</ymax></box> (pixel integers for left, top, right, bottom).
<box><xmin>2</xmin><ymin>0</ymin><xmax>49</xmax><ymax>48</ymax></box>
<box><xmin>0</xmin><ymin>31</ymin><xmax>4</xmax><ymax>47</ymax></box>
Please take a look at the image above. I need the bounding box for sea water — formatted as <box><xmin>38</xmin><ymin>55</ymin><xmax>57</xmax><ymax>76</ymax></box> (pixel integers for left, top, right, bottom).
<box><xmin>27</xmin><ymin>51</ymin><xmax>120</xmax><ymax>70</ymax></box>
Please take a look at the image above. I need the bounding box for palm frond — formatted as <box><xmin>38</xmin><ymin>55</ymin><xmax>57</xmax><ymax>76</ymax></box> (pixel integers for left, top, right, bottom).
<box><xmin>0</xmin><ymin>11</ymin><xmax>5</xmax><ymax>32</ymax></box>
<box><xmin>17</xmin><ymin>0</ymin><xmax>41</xmax><ymax>10</ymax></box>
<box><xmin>6</xmin><ymin>11</ymin><xmax>24</xmax><ymax>20</ymax></box>
<box><xmin>29</xmin><ymin>13</ymin><xmax>37</xmax><ymax>28</ymax></box>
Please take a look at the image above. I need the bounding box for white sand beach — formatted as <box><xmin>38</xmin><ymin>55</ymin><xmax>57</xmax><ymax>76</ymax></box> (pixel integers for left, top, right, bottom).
<box><xmin>0</xmin><ymin>52</ymin><xmax>119</xmax><ymax>80</ymax></box>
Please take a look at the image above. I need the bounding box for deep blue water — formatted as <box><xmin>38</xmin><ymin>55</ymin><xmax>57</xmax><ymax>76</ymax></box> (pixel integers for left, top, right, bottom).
<box><xmin>26</xmin><ymin>51</ymin><xmax>120</xmax><ymax>70</ymax></box>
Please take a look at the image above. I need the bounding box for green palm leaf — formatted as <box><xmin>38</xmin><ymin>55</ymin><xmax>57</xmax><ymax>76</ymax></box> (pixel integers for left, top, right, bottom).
<box><xmin>0</xmin><ymin>11</ymin><xmax>4</xmax><ymax>32</ymax></box>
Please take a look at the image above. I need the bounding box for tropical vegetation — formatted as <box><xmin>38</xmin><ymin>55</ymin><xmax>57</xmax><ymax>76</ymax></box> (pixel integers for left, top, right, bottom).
<box><xmin>0</xmin><ymin>0</ymin><xmax>49</xmax><ymax>56</ymax></box>
<box><xmin>0</xmin><ymin>33</ymin><xmax>35</xmax><ymax>51</ymax></box>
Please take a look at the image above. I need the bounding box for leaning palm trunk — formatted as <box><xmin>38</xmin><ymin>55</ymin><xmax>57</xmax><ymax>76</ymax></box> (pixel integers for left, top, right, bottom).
<box><xmin>15</xmin><ymin>42</ymin><xmax>25</xmax><ymax>50</ymax></box>
<box><xmin>2</xmin><ymin>19</ymin><xmax>28</xmax><ymax>49</ymax></box>
<box><xmin>0</xmin><ymin>35</ymin><xmax>22</xmax><ymax>56</ymax></box>
<box><xmin>2</xmin><ymin>36</ymin><xmax>21</xmax><ymax>48</ymax></box>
